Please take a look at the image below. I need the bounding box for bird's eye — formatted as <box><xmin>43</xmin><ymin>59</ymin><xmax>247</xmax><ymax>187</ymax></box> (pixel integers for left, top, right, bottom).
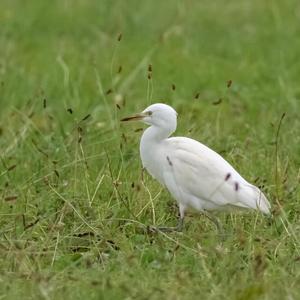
<box><xmin>146</xmin><ymin>111</ymin><xmax>153</xmax><ymax>116</ymax></box>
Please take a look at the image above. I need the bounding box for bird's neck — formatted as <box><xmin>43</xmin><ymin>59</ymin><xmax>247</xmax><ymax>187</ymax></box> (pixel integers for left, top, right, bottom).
<box><xmin>141</xmin><ymin>125</ymin><xmax>173</xmax><ymax>145</ymax></box>
<box><xmin>140</xmin><ymin>126</ymin><xmax>171</xmax><ymax>172</ymax></box>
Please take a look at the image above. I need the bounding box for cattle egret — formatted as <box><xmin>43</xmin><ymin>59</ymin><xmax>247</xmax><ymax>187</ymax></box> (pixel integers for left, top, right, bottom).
<box><xmin>121</xmin><ymin>103</ymin><xmax>271</xmax><ymax>231</ymax></box>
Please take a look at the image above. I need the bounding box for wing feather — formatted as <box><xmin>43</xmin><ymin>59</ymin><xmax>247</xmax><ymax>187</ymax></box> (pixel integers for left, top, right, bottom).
<box><xmin>164</xmin><ymin>137</ymin><xmax>270</xmax><ymax>214</ymax></box>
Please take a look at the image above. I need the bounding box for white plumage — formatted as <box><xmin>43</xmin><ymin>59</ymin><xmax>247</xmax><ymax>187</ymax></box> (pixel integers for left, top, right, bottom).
<box><xmin>122</xmin><ymin>103</ymin><xmax>271</xmax><ymax>230</ymax></box>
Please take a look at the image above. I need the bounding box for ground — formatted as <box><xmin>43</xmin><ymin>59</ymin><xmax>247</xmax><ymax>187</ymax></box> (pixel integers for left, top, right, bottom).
<box><xmin>0</xmin><ymin>0</ymin><xmax>300</xmax><ymax>299</ymax></box>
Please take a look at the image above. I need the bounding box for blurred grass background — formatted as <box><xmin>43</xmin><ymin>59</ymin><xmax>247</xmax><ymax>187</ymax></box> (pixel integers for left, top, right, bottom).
<box><xmin>0</xmin><ymin>0</ymin><xmax>300</xmax><ymax>299</ymax></box>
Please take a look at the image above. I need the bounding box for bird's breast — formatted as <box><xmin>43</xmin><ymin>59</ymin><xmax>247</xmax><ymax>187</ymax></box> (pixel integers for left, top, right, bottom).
<box><xmin>140</xmin><ymin>141</ymin><xmax>166</xmax><ymax>185</ymax></box>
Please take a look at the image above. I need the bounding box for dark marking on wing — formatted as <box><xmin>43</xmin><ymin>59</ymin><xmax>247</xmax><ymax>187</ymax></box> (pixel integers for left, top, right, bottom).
<box><xmin>234</xmin><ymin>182</ymin><xmax>239</xmax><ymax>191</ymax></box>
<box><xmin>225</xmin><ymin>173</ymin><xmax>231</xmax><ymax>181</ymax></box>
<box><xmin>166</xmin><ymin>156</ymin><xmax>173</xmax><ymax>166</ymax></box>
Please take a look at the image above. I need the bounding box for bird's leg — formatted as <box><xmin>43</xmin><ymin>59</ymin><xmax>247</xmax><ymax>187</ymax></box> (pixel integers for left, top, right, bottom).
<box><xmin>177</xmin><ymin>203</ymin><xmax>185</xmax><ymax>231</ymax></box>
<box><xmin>176</xmin><ymin>217</ymin><xmax>184</xmax><ymax>231</ymax></box>
<box><xmin>153</xmin><ymin>204</ymin><xmax>185</xmax><ymax>233</ymax></box>
<box><xmin>202</xmin><ymin>211</ymin><xmax>225</xmax><ymax>239</ymax></box>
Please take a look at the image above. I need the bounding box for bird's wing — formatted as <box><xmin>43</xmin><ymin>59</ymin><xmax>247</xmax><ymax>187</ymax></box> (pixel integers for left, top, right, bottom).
<box><xmin>164</xmin><ymin>137</ymin><xmax>270</xmax><ymax>213</ymax></box>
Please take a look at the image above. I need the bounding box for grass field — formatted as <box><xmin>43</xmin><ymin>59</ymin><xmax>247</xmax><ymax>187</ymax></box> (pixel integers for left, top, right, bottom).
<box><xmin>0</xmin><ymin>0</ymin><xmax>300</xmax><ymax>299</ymax></box>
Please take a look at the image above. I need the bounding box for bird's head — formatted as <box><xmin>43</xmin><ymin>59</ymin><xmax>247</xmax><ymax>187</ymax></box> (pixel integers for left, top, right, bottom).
<box><xmin>121</xmin><ymin>103</ymin><xmax>178</xmax><ymax>132</ymax></box>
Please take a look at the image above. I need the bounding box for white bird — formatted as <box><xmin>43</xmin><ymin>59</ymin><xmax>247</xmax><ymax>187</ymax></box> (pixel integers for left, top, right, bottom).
<box><xmin>121</xmin><ymin>103</ymin><xmax>271</xmax><ymax>231</ymax></box>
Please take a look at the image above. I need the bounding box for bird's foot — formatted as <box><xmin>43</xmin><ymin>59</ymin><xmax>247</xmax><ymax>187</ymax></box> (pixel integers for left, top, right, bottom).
<box><xmin>148</xmin><ymin>219</ymin><xmax>184</xmax><ymax>233</ymax></box>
